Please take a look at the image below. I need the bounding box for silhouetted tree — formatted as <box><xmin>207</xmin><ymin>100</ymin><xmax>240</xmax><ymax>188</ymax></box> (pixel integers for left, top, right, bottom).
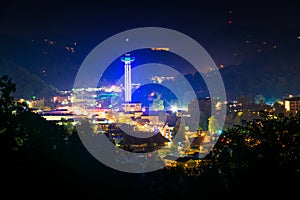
<box><xmin>208</xmin><ymin>115</ymin><xmax>220</xmax><ymax>134</ymax></box>
<box><xmin>150</xmin><ymin>93</ymin><xmax>164</xmax><ymax>111</ymax></box>
<box><xmin>254</xmin><ymin>94</ymin><xmax>265</xmax><ymax>105</ymax></box>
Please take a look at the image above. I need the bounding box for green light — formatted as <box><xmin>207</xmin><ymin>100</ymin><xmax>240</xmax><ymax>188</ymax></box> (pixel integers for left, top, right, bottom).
<box><xmin>125</xmin><ymin>57</ymin><xmax>131</xmax><ymax>61</ymax></box>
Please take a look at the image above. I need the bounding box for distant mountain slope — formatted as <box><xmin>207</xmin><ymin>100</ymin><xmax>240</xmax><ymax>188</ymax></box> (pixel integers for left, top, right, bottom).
<box><xmin>0</xmin><ymin>23</ymin><xmax>299</xmax><ymax>101</ymax></box>
<box><xmin>0</xmin><ymin>34</ymin><xmax>85</xmax><ymax>90</ymax></box>
<box><xmin>220</xmin><ymin>39</ymin><xmax>300</xmax><ymax>101</ymax></box>
<box><xmin>0</xmin><ymin>59</ymin><xmax>58</xmax><ymax>99</ymax></box>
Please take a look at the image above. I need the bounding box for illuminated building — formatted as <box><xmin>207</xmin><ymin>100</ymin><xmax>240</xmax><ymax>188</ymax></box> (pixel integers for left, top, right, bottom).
<box><xmin>29</xmin><ymin>98</ymin><xmax>45</xmax><ymax>110</ymax></box>
<box><xmin>121</xmin><ymin>54</ymin><xmax>135</xmax><ymax>102</ymax></box>
<box><xmin>151</xmin><ymin>76</ymin><xmax>175</xmax><ymax>84</ymax></box>
<box><xmin>151</xmin><ymin>47</ymin><xmax>170</xmax><ymax>51</ymax></box>
<box><xmin>119</xmin><ymin>54</ymin><xmax>143</xmax><ymax>123</ymax></box>
<box><xmin>284</xmin><ymin>97</ymin><xmax>300</xmax><ymax>113</ymax></box>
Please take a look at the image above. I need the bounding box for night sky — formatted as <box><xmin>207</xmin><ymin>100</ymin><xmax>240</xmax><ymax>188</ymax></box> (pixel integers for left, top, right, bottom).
<box><xmin>1</xmin><ymin>0</ymin><xmax>300</xmax><ymax>90</ymax></box>
<box><xmin>2</xmin><ymin>0</ymin><xmax>299</xmax><ymax>36</ymax></box>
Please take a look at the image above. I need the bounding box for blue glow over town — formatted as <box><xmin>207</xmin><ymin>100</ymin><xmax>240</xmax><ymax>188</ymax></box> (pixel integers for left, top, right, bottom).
<box><xmin>0</xmin><ymin>0</ymin><xmax>299</xmax><ymax>198</ymax></box>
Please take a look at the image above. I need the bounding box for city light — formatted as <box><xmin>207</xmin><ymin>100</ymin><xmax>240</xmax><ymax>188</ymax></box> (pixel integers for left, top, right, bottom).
<box><xmin>170</xmin><ymin>105</ymin><xmax>178</xmax><ymax>113</ymax></box>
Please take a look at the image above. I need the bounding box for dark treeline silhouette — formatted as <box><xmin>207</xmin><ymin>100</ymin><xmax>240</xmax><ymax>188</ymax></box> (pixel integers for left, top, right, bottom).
<box><xmin>0</xmin><ymin>75</ymin><xmax>299</xmax><ymax>199</ymax></box>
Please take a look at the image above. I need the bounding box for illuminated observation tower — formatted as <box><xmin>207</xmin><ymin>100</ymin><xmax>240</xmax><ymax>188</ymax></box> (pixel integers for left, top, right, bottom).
<box><xmin>121</xmin><ymin>54</ymin><xmax>135</xmax><ymax>102</ymax></box>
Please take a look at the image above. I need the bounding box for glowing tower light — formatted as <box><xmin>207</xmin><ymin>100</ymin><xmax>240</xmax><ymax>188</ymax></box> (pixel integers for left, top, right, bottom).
<box><xmin>121</xmin><ymin>54</ymin><xmax>135</xmax><ymax>102</ymax></box>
